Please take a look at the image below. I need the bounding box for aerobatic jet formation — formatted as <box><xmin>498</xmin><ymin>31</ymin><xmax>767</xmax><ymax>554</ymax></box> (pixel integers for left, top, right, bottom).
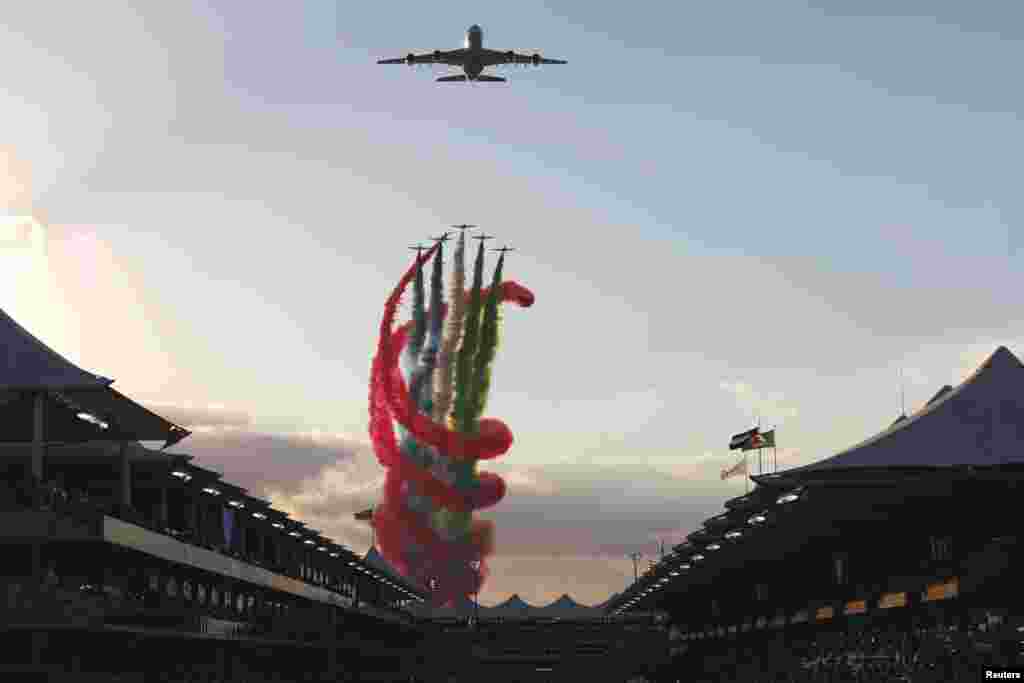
<box><xmin>377</xmin><ymin>24</ymin><xmax>567</xmax><ymax>83</ymax></box>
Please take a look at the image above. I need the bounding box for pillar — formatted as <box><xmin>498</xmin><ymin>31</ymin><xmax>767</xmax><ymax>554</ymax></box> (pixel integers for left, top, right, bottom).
<box><xmin>215</xmin><ymin>645</ymin><xmax>226</xmax><ymax>682</ymax></box>
<box><xmin>119</xmin><ymin>443</ymin><xmax>132</xmax><ymax>508</ymax></box>
<box><xmin>30</xmin><ymin>631</ymin><xmax>46</xmax><ymax>667</ymax></box>
<box><xmin>31</xmin><ymin>392</ymin><xmax>45</xmax><ymax>481</ymax></box>
<box><xmin>186</xmin><ymin>495</ymin><xmax>197</xmax><ymax>539</ymax></box>
<box><xmin>158</xmin><ymin>482</ymin><xmax>168</xmax><ymax>530</ymax></box>
<box><xmin>236</xmin><ymin>511</ymin><xmax>246</xmax><ymax>556</ymax></box>
<box><xmin>31</xmin><ymin>540</ymin><xmax>42</xmax><ymax>585</ymax></box>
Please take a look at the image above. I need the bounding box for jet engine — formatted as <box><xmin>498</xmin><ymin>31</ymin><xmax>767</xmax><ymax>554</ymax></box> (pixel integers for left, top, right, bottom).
<box><xmin>434</xmin><ymin>50</ymin><xmax>443</xmax><ymax>63</ymax></box>
<box><xmin>406</xmin><ymin>53</ymin><xmax>415</xmax><ymax>66</ymax></box>
<box><xmin>531</xmin><ymin>53</ymin><xmax>541</xmax><ymax>66</ymax></box>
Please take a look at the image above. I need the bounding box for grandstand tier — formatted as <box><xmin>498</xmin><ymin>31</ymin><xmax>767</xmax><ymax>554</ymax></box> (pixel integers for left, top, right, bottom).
<box><xmin>614</xmin><ymin>346</ymin><xmax>1024</xmax><ymax>681</ymax></box>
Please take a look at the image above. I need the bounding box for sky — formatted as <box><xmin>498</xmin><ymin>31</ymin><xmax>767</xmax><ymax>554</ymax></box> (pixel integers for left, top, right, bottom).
<box><xmin>1</xmin><ymin>1</ymin><xmax>1022</xmax><ymax>607</ymax></box>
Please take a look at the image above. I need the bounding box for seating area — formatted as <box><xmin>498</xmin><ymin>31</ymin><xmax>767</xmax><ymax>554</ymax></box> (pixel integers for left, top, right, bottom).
<box><xmin>668</xmin><ymin>619</ymin><xmax>1022</xmax><ymax>682</ymax></box>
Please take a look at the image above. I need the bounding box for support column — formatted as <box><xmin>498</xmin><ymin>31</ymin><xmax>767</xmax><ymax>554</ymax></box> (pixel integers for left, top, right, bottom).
<box><xmin>185</xmin><ymin>495</ymin><xmax>197</xmax><ymax>539</ymax></box>
<box><xmin>119</xmin><ymin>443</ymin><xmax>132</xmax><ymax>508</ymax></box>
<box><xmin>31</xmin><ymin>392</ymin><xmax>45</xmax><ymax>482</ymax></box>
<box><xmin>30</xmin><ymin>631</ymin><xmax>46</xmax><ymax>667</ymax></box>
<box><xmin>31</xmin><ymin>540</ymin><xmax>42</xmax><ymax>585</ymax></box>
<box><xmin>236</xmin><ymin>511</ymin><xmax>246</xmax><ymax>556</ymax></box>
<box><xmin>158</xmin><ymin>482</ymin><xmax>168</xmax><ymax>530</ymax></box>
<box><xmin>215</xmin><ymin>645</ymin><xmax>226</xmax><ymax>682</ymax></box>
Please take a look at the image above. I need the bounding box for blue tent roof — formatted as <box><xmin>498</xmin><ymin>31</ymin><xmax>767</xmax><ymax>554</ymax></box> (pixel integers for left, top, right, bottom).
<box><xmin>0</xmin><ymin>306</ymin><xmax>111</xmax><ymax>391</ymax></box>
<box><xmin>756</xmin><ymin>346</ymin><xmax>1024</xmax><ymax>479</ymax></box>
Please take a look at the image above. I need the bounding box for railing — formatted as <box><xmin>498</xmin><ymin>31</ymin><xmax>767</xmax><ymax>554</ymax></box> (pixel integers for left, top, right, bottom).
<box><xmin>1</xmin><ymin>480</ymin><xmax>406</xmax><ymax>617</ymax></box>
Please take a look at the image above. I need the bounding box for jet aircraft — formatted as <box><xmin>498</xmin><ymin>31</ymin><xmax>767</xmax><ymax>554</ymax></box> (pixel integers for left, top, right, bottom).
<box><xmin>378</xmin><ymin>25</ymin><xmax>567</xmax><ymax>82</ymax></box>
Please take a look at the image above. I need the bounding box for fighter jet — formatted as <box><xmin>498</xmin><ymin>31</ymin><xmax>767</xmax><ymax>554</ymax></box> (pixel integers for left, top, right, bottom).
<box><xmin>377</xmin><ymin>25</ymin><xmax>567</xmax><ymax>83</ymax></box>
<box><xmin>451</xmin><ymin>224</ymin><xmax>476</xmax><ymax>231</ymax></box>
<box><xmin>431</xmin><ymin>232</ymin><xmax>452</xmax><ymax>243</ymax></box>
<box><xmin>472</xmin><ymin>233</ymin><xmax>496</xmax><ymax>242</ymax></box>
<box><xmin>491</xmin><ymin>246</ymin><xmax>516</xmax><ymax>254</ymax></box>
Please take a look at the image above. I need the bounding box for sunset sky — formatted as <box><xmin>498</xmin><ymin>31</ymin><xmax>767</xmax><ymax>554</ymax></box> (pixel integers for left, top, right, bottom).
<box><xmin>2</xmin><ymin>2</ymin><xmax>1022</xmax><ymax>606</ymax></box>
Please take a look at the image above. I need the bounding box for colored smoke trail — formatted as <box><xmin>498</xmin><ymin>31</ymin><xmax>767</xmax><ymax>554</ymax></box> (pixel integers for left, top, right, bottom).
<box><xmin>369</xmin><ymin>241</ymin><xmax>533</xmax><ymax>606</ymax></box>
<box><xmin>433</xmin><ymin>231</ymin><xmax>467</xmax><ymax>424</ymax></box>
<box><xmin>453</xmin><ymin>240</ymin><xmax>487</xmax><ymax>434</ymax></box>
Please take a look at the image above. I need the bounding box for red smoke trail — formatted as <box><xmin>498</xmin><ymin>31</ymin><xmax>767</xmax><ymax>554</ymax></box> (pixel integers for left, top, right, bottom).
<box><xmin>369</xmin><ymin>246</ymin><xmax>533</xmax><ymax>605</ymax></box>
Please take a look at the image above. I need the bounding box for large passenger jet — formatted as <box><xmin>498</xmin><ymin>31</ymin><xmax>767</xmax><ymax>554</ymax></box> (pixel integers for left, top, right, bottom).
<box><xmin>377</xmin><ymin>25</ymin><xmax>567</xmax><ymax>83</ymax></box>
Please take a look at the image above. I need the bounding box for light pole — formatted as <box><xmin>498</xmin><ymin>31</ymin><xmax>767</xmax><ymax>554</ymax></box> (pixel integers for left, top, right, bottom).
<box><xmin>628</xmin><ymin>552</ymin><xmax>643</xmax><ymax>584</ymax></box>
<box><xmin>470</xmin><ymin>559</ymin><xmax>481</xmax><ymax>628</ymax></box>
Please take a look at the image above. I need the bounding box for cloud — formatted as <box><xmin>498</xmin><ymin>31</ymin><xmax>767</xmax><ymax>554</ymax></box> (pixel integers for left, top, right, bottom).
<box><xmin>143</xmin><ymin>402</ymin><xmax>252</xmax><ymax>430</ymax></box>
<box><xmin>719</xmin><ymin>380</ymin><xmax>800</xmax><ymax>425</ymax></box>
<box><xmin>146</xmin><ymin>404</ymin><xmax>776</xmax><ymax>604</ymax></box>
<box><xmin>161</xmin><ymin>405</ymin><xmax>371</xmax><ymax>499</ymax></box>
<box><xmin>265</xmin><ymin>455</ymin><xmax>385</xmax><ymax>552</ymax></box>
<box><xmin>497</xmin><ymin>468</ymin><xmax>559</xmax><ymax>497</ymax></box>
<box><xmin>0</xmin><ymin>144</ymin><xmax>32</xmax><ymax>210</ymax></box>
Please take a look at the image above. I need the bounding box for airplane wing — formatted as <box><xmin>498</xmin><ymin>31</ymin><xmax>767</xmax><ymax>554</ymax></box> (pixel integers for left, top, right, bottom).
<box><xmin>378</xmin><ymin>49</ymin><xmax>467</xmax><ymax>66</ymax></box>
<box><xmin>482</xmin><ymin>49</ymin><xmax>567</xmax><ymax>67</ymax></box>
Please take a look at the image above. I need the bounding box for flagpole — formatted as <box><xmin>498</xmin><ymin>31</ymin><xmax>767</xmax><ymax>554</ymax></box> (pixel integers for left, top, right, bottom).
<box><xmin>756</xmin><ymin>416</ymin><xmax>761</xmax><ymax>476</ymax></box>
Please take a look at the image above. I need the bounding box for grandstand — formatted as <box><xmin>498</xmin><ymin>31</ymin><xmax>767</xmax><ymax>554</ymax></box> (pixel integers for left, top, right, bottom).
<box><xmin>0</xmin><ymin>307</ymin><xmax>429</xmax><ymax>680</ymax></box>
<box><xmin>0</xmin><ymin>305</ymin><xmax>667</xmax><ymax>682</ymax></box>
<box><xmin>609</xmin><ymin>346</ymin><xmax>1024</xmax><ymax>681</ymax></box>
<box><xmin>4</xmin><ymin>292</ymin><xmax>1023</xmax><ymax>681</ymax></box>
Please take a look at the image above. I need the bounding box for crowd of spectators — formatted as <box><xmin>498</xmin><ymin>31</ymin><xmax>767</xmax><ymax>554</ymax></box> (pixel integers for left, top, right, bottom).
<box><xmin>2</xmin><ymin>476</ymin><xmax>411</xmax><ymax>619</ymax></box>
<box><xmin>5</xmin><ymin>475</ymin><xmax>309</xmax><ymax>576</ymax></box>
<box><xmin>666</xmin><ymin>619</ymin><xmax>1022</xmax><ymax>682</ymax></box>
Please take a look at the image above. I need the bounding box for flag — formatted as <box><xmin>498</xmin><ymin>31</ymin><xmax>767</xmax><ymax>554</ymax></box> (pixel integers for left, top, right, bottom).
<box><xmin>728</xmin><ymin>427</ymin><xmax>759</xmax><ymax>450</ymax></box>
<box><xmin>721</xmin><ymin>457</ymin><xmax>748</xmax><ymax>481</ymax></box>
<box><xmin>744</xmin><ymin>429</ymin><xmax>776</xmax><ymax>451</ymax></box>
<box><xmin>354</xmin><ymin>508</ymin><xmax>374</xmax><ymax>522</ymax></box>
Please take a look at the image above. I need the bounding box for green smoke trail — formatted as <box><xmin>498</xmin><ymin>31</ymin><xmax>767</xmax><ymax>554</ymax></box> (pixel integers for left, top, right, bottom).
<box><xmin>433</xmin><ymin>232</ymin><xmax>467</xmax><ymax>423</ymax></box>
<box><xmin>421</xmin><ymin>243</ymin><xmax>446</xmax><ymax>415</ymax></box>
<box><xmin>409</xmin><ymin>246</ymin><xmax>445</xmax><ymax>415</ymax></box>
<box><xmin>408</xmin><ymin>251</ymin><xmax>427</xmax><ymax>362</ymax></box>
<box><xmin>453</xmin><ymin>240</ymin><xmax>486</xmax><ymax>433</ymax></box>
<box><xmin>468</xmin><ymin>252</ymin><xmax>504</xmax><ymax>424</ymax></box>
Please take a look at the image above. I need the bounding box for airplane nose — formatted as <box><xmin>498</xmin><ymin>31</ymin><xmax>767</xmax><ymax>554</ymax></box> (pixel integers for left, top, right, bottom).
<box><xmin>469</xmin><ymin>24</ymin><xmax>481</xmax><ymax>33</ymax></box>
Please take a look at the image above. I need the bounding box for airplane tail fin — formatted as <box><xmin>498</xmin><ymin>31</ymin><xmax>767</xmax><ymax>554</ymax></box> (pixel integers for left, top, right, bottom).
<box><xmin>436</xmin><ymin>75</ymin><xmax>468</xmax><ymax>82</ymax></box>
<box><xmin>474</xmin><ymin>75</ymin><xmax>506</xmax><ymax>82</ymax></box>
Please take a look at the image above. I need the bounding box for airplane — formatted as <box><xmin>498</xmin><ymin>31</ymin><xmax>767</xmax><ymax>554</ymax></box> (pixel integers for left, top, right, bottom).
<box><xmin>491</xmin><ymin>246</ymin><xmax>515</xmax><ymax>254</ymax></box>
<box><xmin>377</xmin><ymin>25</ymin><xmax>567</xmax><ymax>83</ymax></box>
<box><xmin>409</xmin><ymin>244</ymin><xmax>427</xmax><ymax>257</ymax></box>
<box><xmin>472</xmin><ymin>233</ymin><xmax>495</xmax><ymax>242</ymax></box>
<box><xmin>431</xmin><ymin>232</ymin><xmax>452</xmax><ymax>243</ymax></box>
<box><xmin>451</xmin><ymin>224</ymin><xmax>476</xmax><ymax>231</ymax></box>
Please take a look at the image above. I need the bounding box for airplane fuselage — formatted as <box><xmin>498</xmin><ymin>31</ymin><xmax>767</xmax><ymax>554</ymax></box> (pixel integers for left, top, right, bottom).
<box><xmin>463</xmin><ymin>25</ymin><xmax>484</xmax><ymax>79</ymax></box>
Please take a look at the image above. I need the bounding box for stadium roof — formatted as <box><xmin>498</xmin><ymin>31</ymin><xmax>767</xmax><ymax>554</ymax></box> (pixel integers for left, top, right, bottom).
<box><xmin>0</xmin><ymin>306</ymin><xmax>111</xmax><ymax>391</ymax></box>
<box><xmin>610</xmin><ymin>346</ymin><xmax>1024</xmax><ymax>615</ymax></box>
<box><xmin>0</xmin><ymin>306</ymin><xmax>190</xmax><ymax>447</ymax></box>
<box><xmin>363</xmin><ymin>546</ymin><xmax>425</xmax><ymax>594</ymax></box>
<box><xmin>755</xmin><ymin>345</ymin><xmax>1024</xmax><ymax>483</ymax></box>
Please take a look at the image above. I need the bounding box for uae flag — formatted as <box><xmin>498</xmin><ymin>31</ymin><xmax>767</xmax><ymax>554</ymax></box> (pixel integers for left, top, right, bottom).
<box><xmin>353</xmin><ymin>508</ymin><xmax>374</xmax><ymax>522</ymax></box>
<box><xmin>729</xmin><ymin>427</ymin><xmax>759</xmax><ymax>450</ymax></box>
<box><xmin>744</xmin><ymin>429</ymin><xmax>776</xmax><ymax>451</ymax></box>
<box><xmin>721</xmin><ymin>457</ymin><xmax>748</xmax><ymax>481</ymax></box>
